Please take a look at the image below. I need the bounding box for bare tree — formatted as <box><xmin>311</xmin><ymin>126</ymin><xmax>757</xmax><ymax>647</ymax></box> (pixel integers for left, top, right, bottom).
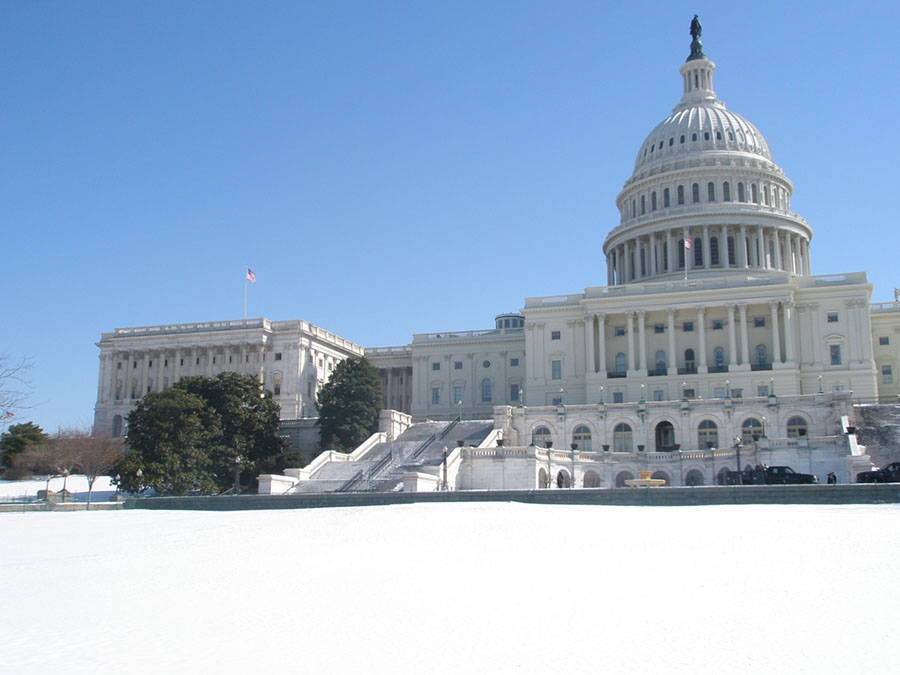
<box><xmin>0</xmin><ymin>354</ymin><xmax>33</xmax><ymax>424</ymax></box>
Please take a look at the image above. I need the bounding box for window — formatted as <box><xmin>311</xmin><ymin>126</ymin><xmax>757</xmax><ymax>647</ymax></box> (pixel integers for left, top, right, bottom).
<box><xmin>787</xmin><ymin>416</ymin><xmax>808</xmax><ymax>438</ymax></box>
<box><xmin>738</xmin><ymin>182</ymin><xmax>746</xmax><ymax>202</ymax></box>
<box><xmin>615</xmin><ymin>353</ymin><xmax>626</xmax><ymax>375</ymax></box>
<box><xmin>691</xmin><ymin>132</ymin><xmax>698</xmax><ymax>142</ymax></box>
<box><xmin>551</xmin><ymin>360</ymin><xmax>562</xmax><ymax>380</ymax></box>
<box><xmin>710</xmin><ymin>236</ymin><xmax>719</xmax><ymax>265</ymax></box>
<box><xmin>680</xmin><ymin>134</ymin><xmax>685</xmax><ymax>144</ymax></box>
<box><xmin>663</xmin><ymin>188</ymin><xmax>670</xmax><ymax>208</ymax></box>
<box><xmin>683</xmin><ymin>388</ymin><xmax>695</xmax><ymax>399</ymax></box>
<box><xmin>454</xmin><ymin>386</ymin><xmax>464</xmax><ymax>404</ymax></box>
<box><xmin>551</xmin><ymin>331</ymin><xmax>561</xmax><ymax>340</ymax></box>
<box><xmin>827</xmin><ymin>313</ymin><xmax>839</xmax><ymax>323</ymax></box>
<box><xmin>684</xmin><ymin>348</ymin><xmax>695</xmax><ymax>370</ymax></box>
<box><xmin>613</xmin><ymin>392</ymin><xmax>624</xmax><ymax>403</ymax></box>
<box><xmin>707</xmin><ymin>182</ymin><xmax>716</xmax><ymax>201</ymax></box>
<box><xmin>714</xmin><ymin>347</ymin><xmax>725</xmax><ymax>369</ymax></box>
<box><xmin>723</xmin><ymin>182</ymin><xmax>731</xmax><ymax>201</ymax></box>
<box><xmin>754</xmin><ymin>317</ymin><xmax>766</xmax><ymax>327</ymax></box>
<box><xmin>482</xmin><ymin>360</ymin><xmax>491</xmax><ymax>368</ymax></box>
<box><xmin>573</xmin><ymin>425</ymin><xmax>592</xmax><ymax>451</ymax></box>
<box><xmin>653</xmin><ymin>390</ymin><xmax>664</xmax><ymax>401</ymax></box>
<box><xmin>532</xmin><ymin>426</ymin><xmax>552</xmax><ymax>446</ymax></box>
<box><xmin>651</xmin><ymin>192</ymin><xmax>658</xmax><ymax>211</ymax></box>
<box><xmin>692</xmin><ymin>183</ymin><xmax>700</xmax><ymax>203</ymax></box>
<box><xmin>677</xmin><ymin>185</ymin><xmax>685</xmax><ymax>205</ymax></box>
<box><xmin>669</xmin><ymin>137</ymin><xmax>674</xmax><ymax>146</ymax></box>
<box><xmin>694</xmin><ymin>238</ymin><xmax>703</xmax><ymax>267</ymax></box>
<box><xmin>756</xmin><ymin>344</ymin><xmax>768</xmax><ymax>367</ymax></box>
<box><xmin>712</xmin><ymin>320</ymin><xmax>723</xmax><ymax>330</ymax></box>
<box><xmin>274</xmin><ymin>353</ymin><xmax>282</xmax><ymax>361</ymax></box>
<box><xmin>879</xmin><ymin>337</ymin><xmax>890</xmax><ymax>346</ymax></box>
<box><xmin>615</xmin><ymin>326</ymin><xmax>625</xmax><ymax>336</ymax></box>
<box><xmin>510</xmin><ymin>358</ymin><xmax>519</xmax><ymax>367</ymax></box>
<box><xmin>714</xmin><ymin>387</ymin><xmax>726</xmax><ymax>398</ymax></box>
<box><xmin>698</xmin><ymin>420</ymin><xmax>719</xmax><ymax>449</ymax></box>
<box><xmin>641</xmin><ymin>195</ymin><xmax>646</xmax><ymax>214</ymax></box>
<box><xmin>552</xmin><ymin>397</ymin><xmax>563</xmax><ymax>406</ymax></box>
<box><xmin>727</xmin><ymin>236</ymin><xmax>736</xmax><ymax>265</ymax></box>
<box><xmin>613</xmin><ymin>423</ymin><xmax>633</xmax><ymax>452</ymax></box>
<box><xmin>432</xmin><ymin>387</ymin><xmax>440</xmax><ymax>405</ymax></box>
<box><xmin>830</xmin><ymin>344</ymin><xmax>842</xmax><ymax>366</ymax></box>
<box><xmin>741</xmin><ymin>418</ymin><xmax>763</xmax><ymax>444</ymax></box>
<box><xmin>510</xmin><ymin>383</ymin><xmax>520</xmax><ymax>401</ymax></box>
<box><xmin>757</xmin><ymin>385</ymin><xmax>769</xmax><ymax>397</ymax></box>
<box><xmin>432</xmin><ymin>362</ymin><xmax>440</xmax><ymax>371</ymax></box>
<box><xmin>655</xmin><ymin>350</ymin><xmax>666</xmax><ymax>372</ymax></box>
<box><xmin>882</xmin><ymin>365</ymin><xmax>893</xmax><ymax>384</ymax></box>
<box><xmin>683</xmin><ymin>321</ymin><xmax>694</xmax><ymax>332</ymax></box>
<box><xmin>731</xmin><ymin>388</ymin><xmax>743</xmax><ymax>399</ymax></box>
<box><xmin>751</xmin><ymin>184</ymin><xmax>759</xmax><ymax>203</ymax></box>
<box><xmin>654</xmin><ymin>324</ymin><xmax>665</xmax><ymax>334</ymax></box>
<box><xmin>481</xmin><ymin>379</ymin><xmax>492</xmax><ymax>403</ymax></box>
<box><xmin>454</xmin><ymin>361</ymin><xmax>462</xmax><ymax>369</ymax></box>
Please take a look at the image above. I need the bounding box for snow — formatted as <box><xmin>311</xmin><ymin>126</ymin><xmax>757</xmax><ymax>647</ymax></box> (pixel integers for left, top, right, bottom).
<box><xmin>0</xmin><ymin>475</ymin><xmax>117</xmax><ymax>502</ymax></box>
<box><xmin>1</xmin><ymin>502</ymin><xmax>898</xmax><ymax>674</ymax></box>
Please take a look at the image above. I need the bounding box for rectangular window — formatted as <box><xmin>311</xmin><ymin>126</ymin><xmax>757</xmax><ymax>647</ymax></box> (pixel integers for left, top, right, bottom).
<box><xmin>683</xmin><ymin>321</ymin><xmax>694</xmax><ymax>332</ymax></box>
<box><xmin>510</xmin><ymin>383</ymin><xmax>520</xmax><ymax>401</ymax></box>
<box><xmin>883</xmin><ymin>365</ymin><xmax>893</xmax><ymax>384</ymax></box>
<box><xmin>454</xmin><ymin>361</ymin><xmax>463</xmax><ymax>369</ymax></box>
<box><xmin>731</xmin><ymin>388</ymin><xmax>743</xmax><ymax>399</ymax></box>
<box><xmin>712</xmin><ymin>320</ymin><xmax>723</xmax><ymax>330</ymax></box>
<box><xmin>510</xmin><ymin>358</ymin><xmax>519</xmax><ymax>367</ymax></box>
<box><xmin>551</xmin><ymin>330</ymin><xmax>561</xmax><ymax>340</ymax></box>
<box><xmin>432</xmin><ymin>388</ymin><xmax>440</xmax><ymax>405</ymax></box>
<box><xmin>274</xmin><ymin>384</ymin><xmax>281</xmax><ymax>395</ymax></box>
<box><xmin>164</xmin><ymin>359</ymin><xmax>168</xmax><ymax>367</ymax></box>
<box><xmin>432</xmin><ymin>362</ymin><xmax>440</xmax><ymax>371</ymax></box>
<box><xmin>228</xmin><ymin>356</ymin><xmax>233</xmax><ymax>364</ymax></box>
<box><xmin>552</xmin><ymin>397</ymin><xmax>562</xmax><ymax>406</ymax></box>
<box><xmin>148</xmin><ymin>360</ymin><xmax>153</xmax><ymax>368</ymax></box>
<box><xmin>654</xmin><ymin>324</ymin><xmax>665</xmax><ymax>334</ymax></box>
<box><xmin>653</xmin><ymin>390</ymin><xmax>664</xmax><ymax>401</ymax></box>
<box><xmin>683</xmin><ymin>388</ymin><xmax>695</xmax><ymax>399</ymax></box>
<box><xmin>551</xmin><ymin>360</ymin><xmax>562</xmax><ymax>380</ymax></box>
<box><xmin>827</xmin><ymin>312</ymin><xmax>839</xmax><ymax>323</ymax></box>
<box><xmin>179</xmin><ymin>359</ymin><xmax>184</xmax><ymax>367</ymax></box>
<box><xmin>830</xmin><ymin>344</ymin><xmax>842</xmax><ymax>365</ymax></box>
<box><xmin>615</xmin><ymin>326</ymin><xmax>625</xmax><ymax>336</ymax></box>
<box><xmin>757</xmin><ymin>385</ymin><xmax>769</xmax><ymax>397</ymax></box>
<box><xmin>879</xmin><ymin>336</ymin><xmax>890</xmax><ymax>346</ymax></box>
<box><xmin>454</xmin><ymin>386</ymin><xmax>464</xmax><ymax>404</ymax></box>
<box><xmin>275</xmin><ymin>353</ymin><xmax>282</xmax><ymax>361</ymax></box>
<box><xmin>714</xmin><ymin>387</ymin><xmax>726</xmax><ymax>398</ymax></box>
<box><xmin>754</xmin><ymin>317</ymin><xmax>765</xmax><ymax>327</ymax></box>
<box><xmin>613</xmin><ymin>392</ymin><xmax>624</xmax><ymax>403</ymax></box>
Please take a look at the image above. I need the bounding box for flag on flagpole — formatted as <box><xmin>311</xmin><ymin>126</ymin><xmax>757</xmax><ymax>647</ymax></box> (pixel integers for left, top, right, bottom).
<box><xmin>3</xmin><ymin>410</ymin><xmax>13</xmax><ymax>419</ymax></box>
<box><xmin>683</xmin><ymin>232</ymin><xmax>691</xmax><ymax>249</ymax></box>
<box><xmin>246</xmin><ymin>267</ymin><xmax>257</xmax><ymax>284</ymax></box>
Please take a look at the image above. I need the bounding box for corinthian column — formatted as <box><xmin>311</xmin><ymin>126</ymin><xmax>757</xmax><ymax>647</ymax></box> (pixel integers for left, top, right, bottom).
<box><xmin>697</xmin><ymin>306</ymin><xmax>708</xmax><ymax>372</ymax></box>
<box><xmin>738</xmin><ymin>304</ymin><xmax>750</xmax><ymax>365</ymax></box>
<box><xmin>637</xmin><ymin>311</ymin><xmax>647</xmax><ymax>372</ymax></box>
<box><xmin>770</xmin><ymin>301</ymin><xmax>782</xmax><ymax>364</ymax></box>
<box><xmin>626</xmin><ymin>312</ymin><xmax>635</xmax><ymax>373</ymax></box>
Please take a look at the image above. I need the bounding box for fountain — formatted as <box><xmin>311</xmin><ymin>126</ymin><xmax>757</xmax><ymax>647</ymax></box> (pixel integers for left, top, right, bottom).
<box><xmin>624</xmin><ymin>471</ymin><xmax>666</xmax><ymax>488</ymax></box>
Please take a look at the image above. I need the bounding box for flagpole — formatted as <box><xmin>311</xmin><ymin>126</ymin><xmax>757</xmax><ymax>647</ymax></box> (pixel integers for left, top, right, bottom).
<box><xmin>243</xmin><ymin>266</ymin><xmax>248</xmax><ymax>320</ymax></box>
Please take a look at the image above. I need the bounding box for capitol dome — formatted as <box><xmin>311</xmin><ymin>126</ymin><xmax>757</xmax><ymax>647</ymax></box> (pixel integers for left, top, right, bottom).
<box><xmin>602</xmin><ymin>25</ymin><xmax>812</xmax><ymax>287</ymax></box>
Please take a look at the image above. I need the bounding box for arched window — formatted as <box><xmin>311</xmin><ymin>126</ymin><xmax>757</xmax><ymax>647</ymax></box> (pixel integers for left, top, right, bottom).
<box><xmin>710</xmin><ymin>236</ymin><xmax>720</xmax><ymax>266</ymax></box>
<box><xmin>615</xmin><ymin>352</ymin><xmax>626</xmax><ymax>375</ymax></box>
<box><xmin>738</xmin><ymin>182</ymin><xmax>746</xmax><ymax>202</ymax></box>
<box><xmin>613</xmin><ymin>423</ymin><xmax>633</xmax><ymax>452</ymax></box>
<box><xmin>707</xmin><ymin>182</ymin><xmax>716</xmax><ymax>201</ymax></box>
<box><xmin>655</xmin><ymin>350</ymin><xmax>666</xmax><ymax>373</ymax></box>
<box><xmin>756</xmin><ymin>344</ymin><xmax>768</xmax><ymax>368</ymax></box>
<box><xmin>698</xmin><ymin>420</ymin><xmax>719</xmax><ymax>449</ymax></box>
<box><xmin>684</xmin><ymin>348</ymin><xmax>696</xmax><ymax>371</ymax></box>
<box><xmin>678</xmin><ymin>240</ymin><xmax>685</xmax><ymax>268</ymax></box>
<box><xmin>641</xmin><ymin>195</ymin><xmax>646</xmax><ymax>215</ymax></box>
<box><xmin>112</xmin><ymin>415</ymin><xmax>124</xmax><ymax>437</ymax></box>
<box><xmin>692</xmin><ymin>183</ymin><xmax>700</xmax><ymax>203</ymax></box>
<box><xmin>714</xmin><ymin>347</ymin><xmax>725</xmax><ymax>369</ymax></box>
<box><xmin>787</xmin><ymin>416</ymin><xmax>808</xmax><ymax>438</ymax></box>
<box><xmin>632</xmin><ymin>199</ymin><xmax>636</xmax><ymax>218</ymax></box>
<box><xmin>694</xmin><ymin>237</ymin><xmax>703</xmax><ymax>267</ymax></box>
<box><xmin>532</xmin><ymin>426</ymin><xmax>552</xmax><ymax>446</ymax></box>
<box><xmin>723</xmin><ymin>181</ymin><xmax>731</xmax><ymax>201</ymax></box>
<box><xmin>677</xmin><ymin>185</ymin><xmax>685</xmax><ymax>205</ymax></box>
<box><xmin>573</xmin><ymin>425</ymin><xmax>592</xmax><ymax>451</ymax></box>
<box><xmin>751</xmin><ymin>183</ymin><xmax>759</xmax><ymax>203</ymax></box>
<box><xmin>481</xmin><ymin>378</ymin><xmax>492</xmax><ymax>403</ymax></box>
<box><xmin>763</xmin><ymin>185</ymin><xmax>770</xmax><ymax>205</ymax></box>
<box><xmin>651</xmin><ymin>191</ymin><xmax>658</xmax><ymax>211</ymax></box>
<box><xmin>741</xmin><ymin>418</ymin><xmax>763</xmax><ymax>444</ymax></box>
<box><xmin>727</xmin><ymin>236</ymin><xmax>736</xmax><ymax>265</ymax></box>
<box><xmin>663</xmin><ymin>187</ymin><xmax>670</xmax><ymax>207</ymax></box>
<box><xmin>662</xmin><ymin>241</ymin><xmax>669</xmax><ymax>270</ymax></box>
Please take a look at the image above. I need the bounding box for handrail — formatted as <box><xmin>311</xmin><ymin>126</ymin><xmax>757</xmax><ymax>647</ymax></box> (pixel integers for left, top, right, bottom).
<box><xmin>337</xmin><ymin>470</ymin><xmax>364</xmax><ymax>493</ymax></box>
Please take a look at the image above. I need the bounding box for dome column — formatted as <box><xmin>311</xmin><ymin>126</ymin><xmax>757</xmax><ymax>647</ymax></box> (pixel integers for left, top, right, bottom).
<box><xmin>803</xmin><ymin>240</ymin><xmax>811</xmax><ymax>275</ymax></box>
<box><xmin>624</xmin><ymin>241</ymin><xmax>632</xmax><ymax>283</ymax></box>
<box><xmin>721</xmin><ymin>225</ymin><xmax>729</xmax><ymax>268</ymax></box>
<box><xmin>666</xmin><ymin>230</ymin><xmax>675</xmax><ymax>272</ymax></box>
<box><xmin>756</xmin><ymin>227</ymin><xmax>766</xmax><ymax>269</ymax></box>
<box><xmin>607</xmin><ymin>254</ymin><xmax>614</xmax><ymax>286</ymax></box>
<box><xmin>703</xmin><ymin>226</ymin><xmax>711</xmax><ymax>269</ymax></box>
<box><xmin>785</xmin><ymin>234</ymin><xmax>794</xmax><ymax>274</ymax></box>
<box><xmin>739</xmin><ymin>226</ymin><xmax>748</xmax><ymax>268</ymax></box>
<box><xmin>773</xmin><ymin>230</ymin><xmax>783</xmax><ymax>271</ymax></box>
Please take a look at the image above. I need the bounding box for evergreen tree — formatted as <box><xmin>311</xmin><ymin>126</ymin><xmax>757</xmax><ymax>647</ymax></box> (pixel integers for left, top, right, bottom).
<box><xmin>0</xmin><ymin>421</ymin><xmax>49</xmax><ymax>472</ymax></box>
<box><xmin>316</xmin><ymin>357</ymin><xmax>382</xmax><ymax>451</ymax></box>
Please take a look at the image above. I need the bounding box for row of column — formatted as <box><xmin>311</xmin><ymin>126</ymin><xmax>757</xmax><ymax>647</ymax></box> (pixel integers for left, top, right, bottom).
<box><xmin>582</xmin><ymin>300</ymin><xmax>796</xmax><ymax>376</ymax></box>
<box><xmin>606</xmin><ymin>225</ymin><xmax>811</xmax><ymax>285</ymax></box>
<box><xmin>383</xmin><ymin>366</ymin><xmax>413</xmax><ymax>413</ymax></box>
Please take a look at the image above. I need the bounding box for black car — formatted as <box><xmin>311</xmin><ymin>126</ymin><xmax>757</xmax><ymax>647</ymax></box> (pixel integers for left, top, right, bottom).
<box><xmin>856</xmin><ymin>462</ymin><xmax>900</xmax><ymax>483</ymax></box>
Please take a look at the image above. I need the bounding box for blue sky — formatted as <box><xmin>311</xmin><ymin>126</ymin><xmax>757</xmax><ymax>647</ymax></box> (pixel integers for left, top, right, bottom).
<box><xmin>3</xmin><ymin>1</ymin><xmax>899</xmax><ymax>433</ymax></box>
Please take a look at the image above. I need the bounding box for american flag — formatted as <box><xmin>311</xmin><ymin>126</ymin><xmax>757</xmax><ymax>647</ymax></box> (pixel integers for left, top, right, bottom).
<box><xmin>684</xmin><ymin>232</ymin><xmax>691</xmax><ymax>249</ymax></box>
<box><xmin>3</xmin><ymin>410</ymin><xmax>13</xmax><ymax>419</ymax></box>
<box><xmin>246</xmin><ymin>267</ymin><xmax>257</xmax><ymax>284</ymax></box>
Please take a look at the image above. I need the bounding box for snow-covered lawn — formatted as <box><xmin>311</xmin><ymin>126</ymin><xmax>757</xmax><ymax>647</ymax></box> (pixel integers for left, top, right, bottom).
<box><xmin>0</xmin><ymin>475</ymin><xmax>116</xmax><ymax>502</ymax></box>
<box><xmin>1</xmin><ymin>503</ymin><xmax>898</xmax><ymax>674</ymax></box>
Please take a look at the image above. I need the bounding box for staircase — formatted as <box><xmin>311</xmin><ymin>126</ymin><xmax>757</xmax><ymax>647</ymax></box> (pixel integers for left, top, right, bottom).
<box><xmin>853</xmin><ymin>404</ymin><xmax>900</xmax><ymax>466</ymax></box>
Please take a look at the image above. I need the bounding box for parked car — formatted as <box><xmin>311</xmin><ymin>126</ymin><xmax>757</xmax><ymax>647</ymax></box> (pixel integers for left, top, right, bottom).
<box><xmin>724</xmin><ymin>465</ymin><xmax>818</xmax><ymax>485</ymax></box>
<box><xmin>856</xmin><ymin>462</ymin><xmax>900</xmax><ymax>483</ymax></box>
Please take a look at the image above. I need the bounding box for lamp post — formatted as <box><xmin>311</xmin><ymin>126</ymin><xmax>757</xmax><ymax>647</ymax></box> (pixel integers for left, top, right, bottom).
<box><xmin>734</xmin><ymin>436</ymin><xmax>743</xmax><ymax>485</ymax></box>
<box><xmin>233</xmin><ymin>456</ymin><xmax>242</xmax><ymax>495</ymax></box>
<box><xmin>457</xmin><ymin>399</ymin><xmax>462</xmax><ymax>422</ymax></box>
<box><xmin>598</xmin><ymin>386</ymin><xmax>604</xmax><ymax>405</ymax></box>
<box><xmin>640</xmin><ymin>383</ymin><xmax>645</xmax><ymax>403</ymax></box>
<box><xmin>442</xmin><ymin>445</ymin><xmax>448</xmax><ymax>491</ymax></box>
<box><xmin>135</xmin><ymin>468</ymin><xmax>143</xmax><ymax>494</ymax></box>
<box><xmin>818</xmin><ymin>375</ymin><xmax>823</xmax><ymax>394</ymax></box>
<box><xmin>114</xmin><ymin>474</ymin><xmax>120</xmax><ymax>502</ymax></box>
<box><xmin>60</xmin><ymin>467</ymin><xmax>69</xmax><ymax>503</ymax></box>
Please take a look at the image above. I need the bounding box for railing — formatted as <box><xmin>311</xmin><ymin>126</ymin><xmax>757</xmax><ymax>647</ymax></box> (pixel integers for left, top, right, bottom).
<box><xmin>647</xmin><ymin>369</ymin><xmax>667</xmax><ymax>376</ymax></box>
<box><xmin>677</xmin><ymin>367</ymin><xmax>697</xmax><ymax>375</ymax></box>
<box><xmin>750</xmin><ymin>363</ymin><xmax>773</xmax><ymax>371</ymax></box>
<box><xmin>413</xmin><ymin>328</ymin><xmax>524</xmax><ymax>342</ymax></box>
<box><xmin>708</xmin><ymin>365</ymin><xmax>728</xmax><ymax>373</ymax></box>
<box><xmin>607</xmin><ymin>372</ymin><xmax>626</xmax><ymax>378</ymax></box>
<box><xmin>871</xmin><ymin>302</ymin><xmax>900</xmax><ymax>314</ymax></box>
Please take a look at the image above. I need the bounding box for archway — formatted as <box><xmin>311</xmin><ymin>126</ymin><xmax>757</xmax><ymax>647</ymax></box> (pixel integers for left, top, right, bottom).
<box><xmin>685</xmin><ymin>469</ymin><xmax>704</xmax><ymax>486</ymax></box>
<box><xmin>538</xmin><ymin>468</ymin><xmax>549</xmax><ymax>489</ymax></box>
<box><xmin>556</xmin><ymin>470</ymin><xmax>571</xmax><ymax>488</ymax></box>
<box><xmin>655</xmin><ymin>421</ymin><xmax>676</xmax><ymax>451</ymax></box>
<box><xmin>716</xmin><ymin>467</ymin><xmax>731</xmax><ymax>485</ymax></box>
<box><xmin>583</xmin><ymin>470</ymin><xmax>601</xmax><ymax>488</ymax></box>
<box><xmin>615</xmin><ymin>470</ymin><xmax>635</xmax><ymax>488</ymax></box>
<box><xmin>650</xmin><ymin>470</ymin><xmax>670</xmax><ymax>485</ymax></box>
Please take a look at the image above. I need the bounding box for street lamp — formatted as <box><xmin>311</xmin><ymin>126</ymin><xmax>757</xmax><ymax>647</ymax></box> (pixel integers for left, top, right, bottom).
<box><xmin>818</xmin><ymin>375</ymin><xmax>823</xmax><ymax>394</ymax></box>
<box><xmin>761</xmin><ymin>415</ymin><xmax>767</xmax><ymax>439</ymax></box>
<box><xmin>733</xmin><ymin>436</ymin><xmax>743</xmax><ymax>485</ymax></box>
<box><xmin>598</xmin><ymin>386</ymin><xmax>604</xmax><ymax>405</ymax></box>
<box><xmin>233</xmin><ymin>456</ymin><xmax>242</xmax><ymax>495</ymax></box>
<box><xmin>442</xmin><ymin>445</ymin><xmax>449</xmax><ymax>491</ymax></box>
<box><xmin>115</xmin><ymin>474</ymin><xmax>120</xmax><ymax>501</ymax></box>
<box><xmin>640</xmin><ymin>383</ymin><xmax>645</xmax><ymax>403</ymax></box>
<box><xmin>457</xmin><ymin>399</ymin><xmax>462</xmax><ymax>422</ymax></box>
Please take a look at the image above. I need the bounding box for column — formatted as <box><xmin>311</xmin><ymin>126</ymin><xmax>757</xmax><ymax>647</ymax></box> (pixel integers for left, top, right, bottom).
<box><xmin>387</xmin><ymin>368</ymin><xmax>393</xmax><ymax>408</ymax></box>
<box><xmin>468</xmin><ymin>353</ymin><xmax>477</xmax><ymax>407</ymax></box>
<box><xmin>770</xmin><ymin>301</ymin><xmax>782</xmax><ymax>364</ymax></box>
<box><xmin>607</xmin><ymin>254</ymin><xmax>614</xmax><ymax>286</ymax></box>
<box><xmin>584</xmin><ymin>315</ymin><xmax>595</xmax><ymax>374</ymax></box>
<box><xmin>108</xmin><ymin>354</ymin><xmax>118</xmax><ymax>400</ymax></box>
<box><xmin>803</xmin><ymin>240</ymin><xmax>811</xmax><ymax>275</ymax></box>
<box><xmin>721</xmin><ymin>225</ymin><xmax>729</xmax><ymax>268</ymax></box>
<box><xmin>773</xmin><ymin>230</ymin><xmax>783</xmax><ymax>271</ymax></box>
<box><xmin>756</xmin><ymin>228</ymin><xmax>766</xmax><ymax>268</ymax></box>
<box><xmin>637</xmin><ymin>310</ymin><xmax>647</xmax><ymax>372</ymax></box>
<box><xmin>666</xmin><ymin>230</ymin><xmax>675</xmax><ymax>273</ymax></box>
<box><xmin>174</xmin><ymin>348</ymin><xmax>181</xmax><ymax>383</ymax></box>
<box><xmin>626</xmin><ymin>312</ymin><xmax>636</xmax><ymax>373</ymax></box>
<box><xmin>140</xmin><ymin>352</ymin><xmax>149</xmax><ymax>397</ymax></box>
<box><xmin>739</xmin><ymin>225</ymin><xmax>748</xmax><ymax>268</ymax></box>
<box><xmin>697</xmin><ymin>306</ymin><xmax>708</xmax><ymax>372</ymax></box>
<box><xmin>784</xmin><ymin>234</ymin><xmax>793</xmax><ymax>274</ymax></box>
<box><xmin>624</xmin><ymin>241</ymin><xmax>632</xmax><ymax>283</ymax></box>
<box><xmin>96</xmin><ymin>354</ymin><xmax>106</xmax><ymax>403</ymax></box>
<box><xmin>684</xmin><ymin>229</ymin><xmax>692</xmax><ymax>273</ymax></box>
<box><xmin>703</xmin><ymin>225</ymin><xmax>711</xmax><ymax>269</ymax></box>
<box><xmin>667</xmin><ymin>309</ymin><xmax>677</xmax><ymax>375</ymax></box>
<box><xmin>156</xmin><ymin>351</ymin><xmax>164</xmax><ymax>391</ymax></box>
<box><xmin>727</xmin><ymin>304</ymin><xmax>738</xmax><ymax>367</ymax></box>
<box><xmin>597</xmin><ymin>314</ymin><xmax>607</xmax><ymax>374</ymax></box>
<box><xmin>190</xmin><ymin>348</ymin><xmax>197</xmax><ymax>377</ymax></box>
<box><xmin>124</xmin><ymin>354</ymin><xmax>133</xmax><ymax>400</ymax></box>
<box><xmin>738</xmin><ymin>304</ymin><xmax>750</xmax><ymax>365</ymax></box>
<box><xmin>206</xmin><ymin>348</ymin><xmax>214</xmax><ymax>376</ymax></box>
<box><xmin>783</xmin><ymin>302</ymin><xmax>796</xmax><ymax>363</ymax></box>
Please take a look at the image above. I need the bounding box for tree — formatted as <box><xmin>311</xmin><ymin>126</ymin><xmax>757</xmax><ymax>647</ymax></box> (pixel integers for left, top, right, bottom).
<box><xmin>60</xmin><ymin>430</ymin><xmax>124</xmax><ymax>509</ymax></box>
<box><xmin>0</xmin><ymin>354</ymin><xmax>33</xmax><ymax>423</ymax></box>
<box><xmin>117</xmin><ymin>373</ymin><xmax>285</xmax><ymax>494</ymax></box>
<box><xmin>0</xmin><ymin>421</ymin><xmax>49</xmax><ymax>475</ymax></box>
<box><xmin>316</xmin><ymin>356</ymin><xmax>382</xmax><ymax>451</ymax></box>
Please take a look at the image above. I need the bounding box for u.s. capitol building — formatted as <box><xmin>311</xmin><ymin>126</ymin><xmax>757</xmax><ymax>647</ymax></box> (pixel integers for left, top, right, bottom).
<box><xmin>95</xmin><ymin>21</ymin><xmax>900</xmax><ymax>489</ymax></box>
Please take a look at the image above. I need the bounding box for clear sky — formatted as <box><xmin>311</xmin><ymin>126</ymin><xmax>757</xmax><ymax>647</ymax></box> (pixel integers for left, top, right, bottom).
<box><xmin>3</xmin><ymin>1</ymin><xmax>899</xmax><ymax>433</ymax></box>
